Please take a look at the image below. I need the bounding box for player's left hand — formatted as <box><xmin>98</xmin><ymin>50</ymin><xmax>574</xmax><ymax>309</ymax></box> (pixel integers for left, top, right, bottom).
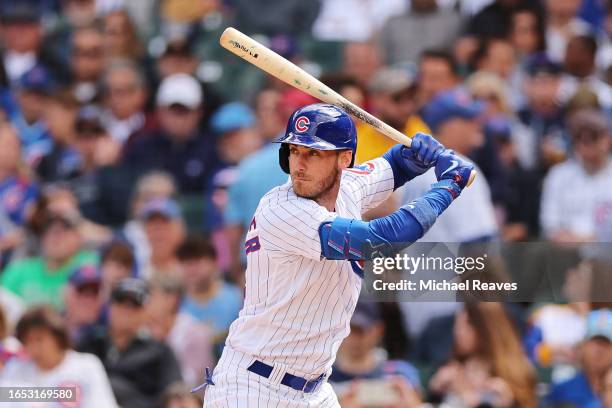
<box><xmin>384</xmin><ymin>133</ymin><xmax>445</xmax><ymax>182</ymax></box>
<box><xmin>399</xmin><ymin>133</ymin><xmax>444</xmax><ymax>177</ymax></box>
<box><xmin>407</xmin><ymin>132</ymin><xmax>445</xmax><ymax>169</ymax></box>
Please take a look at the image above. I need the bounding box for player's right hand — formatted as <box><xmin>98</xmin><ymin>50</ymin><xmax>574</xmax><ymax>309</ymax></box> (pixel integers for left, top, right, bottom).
<box><xmin>434</xmin><ymin>150</ymin><xmax>474</xmax><ymax>197</ymax></box>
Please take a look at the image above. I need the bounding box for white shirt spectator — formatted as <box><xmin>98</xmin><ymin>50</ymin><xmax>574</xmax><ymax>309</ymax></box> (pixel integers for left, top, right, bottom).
<box><xmin>0</xmin><ymin>350</ymin><xmax>118</xmax><ymax>408</ymax></box>
<box><xmin>312</xmin><ymin>0</ymin><xmax>406</xmax><ymax>41</ymax></box>
<box><xmin>0</xmin><ymin>289</ymin><xmax>24</xmax><ymax>329</ymax></box>
<box><xmin>166</xmin><ymin>312</ymin><xmax>215</xmax><ymax>388</ymax></box>
<box><xmin>546</xmin><ymin>18</ymin><xmax>591</xmax><ymax>63</ymax></box>
<box><xmin>558</xmin><ymin>75</ymin><xmax>612</xmax><ymax>110</ymax></box>
<box><xmin>541</xmin><ymin>157</ymin><xmax>612</xmax><ymax>239</ymax></box>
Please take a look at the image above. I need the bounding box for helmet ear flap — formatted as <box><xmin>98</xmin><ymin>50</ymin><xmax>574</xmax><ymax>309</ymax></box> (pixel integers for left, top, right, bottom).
<box><xmin>279</xmin><ymin>144</ymin><xmax>290</xmax><ymax>174</ymax></box>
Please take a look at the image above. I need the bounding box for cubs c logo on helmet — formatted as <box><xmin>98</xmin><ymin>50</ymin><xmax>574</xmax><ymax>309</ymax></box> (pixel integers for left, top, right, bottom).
<box><xmin>294</xmin><ymin>116</ymin><xmax>310</xmax><ymax>133</ymax></box>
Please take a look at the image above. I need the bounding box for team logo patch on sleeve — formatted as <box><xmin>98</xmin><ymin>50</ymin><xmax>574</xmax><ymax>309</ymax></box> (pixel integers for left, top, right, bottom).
<box><xmin>294</xmin><ymin>116</ymin><xmax>310</xmax><ymax>133</ymax></box>
<box><xmin>346</xmin><ymin>162</ymin><xmax>375</xmax><ymax>175</ymax></box>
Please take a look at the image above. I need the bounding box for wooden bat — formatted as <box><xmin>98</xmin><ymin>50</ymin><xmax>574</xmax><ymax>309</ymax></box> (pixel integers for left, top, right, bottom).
<box><xmin>219</xmin><ymin>27</ymin><xmax>476</xmax><ymax>186</ymax></box>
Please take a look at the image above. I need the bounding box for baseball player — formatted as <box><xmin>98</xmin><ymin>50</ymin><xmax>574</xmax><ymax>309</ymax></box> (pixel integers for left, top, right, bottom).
<box><xmin>201</xmin><ymin>103</ymin><xmax>474</xmax><ymax>407</ymax></box>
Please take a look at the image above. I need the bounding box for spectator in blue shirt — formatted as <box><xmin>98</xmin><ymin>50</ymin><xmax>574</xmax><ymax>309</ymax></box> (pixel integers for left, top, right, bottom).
<box><xmin>9</xmin><ymin>65</ymin><xmax>54</xmax><ymax>167</ymax></box>
<box><xmin>0</xmin><ymin>124</ymin><xmax>38</xmax><ymax>266</ymax></box>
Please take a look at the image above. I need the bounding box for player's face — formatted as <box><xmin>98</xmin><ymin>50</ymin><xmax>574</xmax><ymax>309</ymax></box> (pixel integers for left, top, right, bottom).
<box><xmin>288</xmin><ymin>145</ymin><xmax>351</xmax><ymax>200</ymax></box>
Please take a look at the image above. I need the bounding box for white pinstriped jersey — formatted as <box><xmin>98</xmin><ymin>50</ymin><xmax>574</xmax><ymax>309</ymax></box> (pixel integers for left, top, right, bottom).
<box><xmin>225</xmin><ymin>157</ymin><xmax>394</xmax><ymax>376</ymax></box>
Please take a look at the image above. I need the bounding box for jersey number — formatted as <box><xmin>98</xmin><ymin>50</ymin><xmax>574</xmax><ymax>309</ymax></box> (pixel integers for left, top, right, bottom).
<box><xmin>245</xmin><ymin>236</ymin><xmax>261</xmax><ymax>255</ymax></box>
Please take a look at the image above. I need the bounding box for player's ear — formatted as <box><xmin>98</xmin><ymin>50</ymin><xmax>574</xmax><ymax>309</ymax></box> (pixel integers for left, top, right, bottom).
<box><xmin>338</xmin><ymin>150</ymin><xmax>352</xmax><ymax>169</ymax></box>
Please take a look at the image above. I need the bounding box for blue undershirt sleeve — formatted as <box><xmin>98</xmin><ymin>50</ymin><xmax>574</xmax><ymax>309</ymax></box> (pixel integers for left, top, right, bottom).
<box><xmin>319</xmin><ymin>186</ymin><xmax>455</xmax><ymax>260</ymax></box>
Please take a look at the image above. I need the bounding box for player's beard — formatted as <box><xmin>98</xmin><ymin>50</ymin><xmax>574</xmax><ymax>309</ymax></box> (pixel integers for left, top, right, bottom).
<box><xmin>292</xmin><ymin>166</ymin><xmax>340</xmax><ymax>200</ymax></box>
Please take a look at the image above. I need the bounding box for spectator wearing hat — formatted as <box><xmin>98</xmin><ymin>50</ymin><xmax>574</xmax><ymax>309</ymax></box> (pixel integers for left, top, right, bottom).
<box><xmin>331</xmin><ymin>301</ymin><xmax>422</xmax><ymax>408</ymax></box>
<box><xmin>1</xmin><ymin>209</ymin><xmax>98</xmax><ymax>309</ymax></box>
<box><xmin>212</xmin><ymin>102</ymin><xmax>261</xmax><ymax>167</ymax></box>
<box><xmin>541</xmin><ymin>109</ymin><xmax>612</xmax><ymax>243</ymax></box>
<box><xmin>139</xmin><ymin>198</ymin><xmax>185</xmax><ymax>279</ymax></box>
<box><xmin>124</xmin><ymin>73</ymin><xmax>220</xmax><ymax>193</ymax></box>
<box><xmin>401</xmin><ymin>88</ymin><xmax>498</xmax><ymax>243</ymax></box>
<box><xmin>355</xmin><ymin>68</ymin><xmax>430</xmax><ymax>164</ymax></box>
<box><xmin>398</xmin><ymin>89</ymin><xmax>497</xmax><ymax>352</ymax></box>
<box><xmin>0</xmin><ymin>1</ymin><xmax>68</xmax><ymax>86</ymax></box>
<box><xmin>207</xmin><ymin>102</ymin><xmax>261</xmax><ymax>262</ymax></box>
<box><xmin>0</xmin><ymin>124</ymin><xmax>38</xmax><ymax>265</ymax></box>
<box><xmin>152</xmin><ymin>32</ymin><xmax>224</xmax><ymax>127</ymax></box>
<box><xmin>0</xmin><ymin>305</ymin><xmax>118</xmax><ymax>407</ymax></box>
<box><xmin>66</xmin><ymin>104</ymin><xmax>124</xmax><ymax>223</ymax></box>
<box><xmin>8</xmin><ymin>65</ymin><xmax>54</xmax><ymax>166</ymax></box>
<box><xmin>35</xmin><ymin>90</ymin><xmax>82</xmax><ymax>183</ymax></box>
<box><xmin>546</xmin><ymin>309</ymin><xmax>612</xmax><ymax>407</ymax></box>
<box><xmin>77</xmin><ymin>278</ymin><xmax>182</xmax><ymax>408</ymax></box>
<box><xmin>119</xmin><ymin>171</ymin><xmax>177</xmax><ymax>277</ymax></box>
<box><xmin>515</xmin><ymin>53</ymin><xmax>567</xmax><ymax>171</ymax></box>
<box><xmin>63</xmin><ymin>264</ymin><xmax>105</xmax><ymax>344</ymax></box>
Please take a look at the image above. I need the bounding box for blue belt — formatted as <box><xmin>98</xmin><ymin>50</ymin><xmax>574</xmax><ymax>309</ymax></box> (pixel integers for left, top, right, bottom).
<box><xmin>247</xmin><ymin>360</ymin><xmax>326</xmax><ymax>393</ymax></box>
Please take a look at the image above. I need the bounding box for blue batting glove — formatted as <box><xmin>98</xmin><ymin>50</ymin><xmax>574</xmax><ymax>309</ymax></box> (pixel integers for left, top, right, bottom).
<box><xmin>408</xmin><ymin>132</ymin><xmax>445</xmax><ymax>169</ymax></box>
<box><xmin>433</xmin><ymin>150</ymin><xmax>474</xmax><ymax>198</ymax></box>
<box><xmin>384</xmin><ymin>133</ymin><xmax>445</xmax><ymax>180</ymax></box>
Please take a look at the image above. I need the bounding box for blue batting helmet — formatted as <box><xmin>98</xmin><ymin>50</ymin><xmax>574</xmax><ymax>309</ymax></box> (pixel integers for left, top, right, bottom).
<box><xmin>274</xmin><ymin>103</ymin><xmax>357</xmax><ymax>173</ymax></box>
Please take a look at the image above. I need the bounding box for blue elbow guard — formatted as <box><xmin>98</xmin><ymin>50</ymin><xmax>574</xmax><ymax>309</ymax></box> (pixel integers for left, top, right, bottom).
<box><xmin>319</xmin><ymin>217</ymin><xmax>394</xmax><ymax>260</ymax></box>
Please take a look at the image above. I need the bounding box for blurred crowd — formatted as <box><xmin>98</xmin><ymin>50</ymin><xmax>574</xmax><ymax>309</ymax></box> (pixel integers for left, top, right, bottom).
<box><xmin>1</xmin><ymin>0</ymin><xmax>612</xmax><ymax>407</ymax></box>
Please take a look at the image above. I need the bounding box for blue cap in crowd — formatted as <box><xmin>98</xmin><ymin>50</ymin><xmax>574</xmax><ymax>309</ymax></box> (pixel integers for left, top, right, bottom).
<box><xmin>421</xmin><ymin>88</ymin><xmax>484</xmax><ymax>132</ymax></box>
<box><xmin>69</xmin><ymin>265</ymin><xmax>102</xmax><ymax>288</ymax></box>
<box><xmin>585</xmin><ymin>309</ymin><xmax>612</xmax><ymax>342</ymax></box>
<box><xmin>111</xmin><ymin>278</ymin><xmax>149</xmax><ymax>307</ymax></box>
<box><xmin>484</xmin><ymin>115</ymin><xmax>512</xmax><ymax>141</ymax></box>
<box><xmin>350</xmin><ymin>301</ymin><xmax>382</xmax><ymax>329</ymax></box>
<box><xmin>0</xmin><ymin>1</ymin><xmax>42</xmax><ymax>23</ymax></box>
<box><xmin>211</xmin><ymin>102</ymin><xmax>256</xmax><ymax>135</ymax></box>
<box><xmin>139</xmin><ymin>198</ymin><xmax>182</xmax><ymax>221</ymax></box>
<box><xmin>525</xmin><ymin>53</ymin><xmax>562</xmax><ymax>76</ymax></box>
<box><xmin>18</xmin><ymin>65</ymin><xmax>54</xmax><ymax>94</ymax></box>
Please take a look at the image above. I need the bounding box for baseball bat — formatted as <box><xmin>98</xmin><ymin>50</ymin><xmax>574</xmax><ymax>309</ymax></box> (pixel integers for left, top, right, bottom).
<box><xmin>219</xmin><ymin>27</ymin><xmax>476</xmax><ymax>187</ymax></box>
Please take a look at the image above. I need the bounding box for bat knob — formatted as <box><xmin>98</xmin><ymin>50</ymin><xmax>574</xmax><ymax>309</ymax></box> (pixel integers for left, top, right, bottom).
<box><xmin>466</xmin><ymin>170</ymin><xmax>477</xmax><ymax>187</ymax></box>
